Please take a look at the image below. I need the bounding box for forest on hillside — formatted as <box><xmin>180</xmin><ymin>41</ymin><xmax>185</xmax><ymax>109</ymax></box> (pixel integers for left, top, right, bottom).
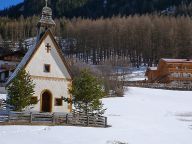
<box><xmin>1</xmin><ymin>0</ymin><xmax>192</xmax><ymax>18</ymax></box>
<box><xmin>1</xmin><ymin>1</ymin><xmax>192</xmax><ymax>66</ymax></box>
<box><xmin>0</xmin><ymin>15</ymin><xmax>192</xmax><ymax>66</ymax></box>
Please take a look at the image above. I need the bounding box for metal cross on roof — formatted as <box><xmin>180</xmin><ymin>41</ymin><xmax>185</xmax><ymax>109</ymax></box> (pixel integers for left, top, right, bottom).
<box><xmin>45</xmin><ymin>0</ymin><xmax>48</xmax><ymax>7</ymax></box>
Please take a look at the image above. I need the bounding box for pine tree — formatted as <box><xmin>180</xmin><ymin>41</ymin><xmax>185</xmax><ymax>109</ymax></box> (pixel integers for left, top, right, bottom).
<box><xmin>66</xmin><ymin>69</ymin><xmax>105</xmax><ymax>115</ymax></box>
<box><xmin>7</xmin><ymin>69</ymin><xmax>37</xmax><ymax>111</ymax></box>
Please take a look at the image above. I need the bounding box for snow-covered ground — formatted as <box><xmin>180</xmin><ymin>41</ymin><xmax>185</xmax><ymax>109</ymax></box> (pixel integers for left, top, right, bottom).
<box><xmin>123</xmin><ymin>70</ymin><xmax>147</xmax><ymax>81</ymax></box>
<box><xmin>0</xmin><ymin>94</ymin><xmax>6</xmax><ymax>100</ymax></box>
<box><xmin>118</xmin><ymin>67</ymin><xmax>147</xmax><ymax>81</ymax></box>
<box><xmin>0</xmin><ymin>87</ymin><xmax>192</xmax><ymax>144</ymax></box>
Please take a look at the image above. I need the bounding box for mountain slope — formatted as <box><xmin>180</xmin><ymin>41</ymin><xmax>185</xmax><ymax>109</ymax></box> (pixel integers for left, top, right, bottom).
<box><xmin>1</xmin><ymin>0</ymin><xmax>192</xmax><ymax>18</ymax></box>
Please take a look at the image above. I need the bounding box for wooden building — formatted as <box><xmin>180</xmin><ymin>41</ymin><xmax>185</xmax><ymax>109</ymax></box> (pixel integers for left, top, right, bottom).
<box><xmin>145</xmin><ymin>67</ymin><xmax>158</xmax><ymax>82</ymax></box>
<box><xmin>0</xmin><ymin>51</ymin><xmax>24</xmax><ymax>62</ymax></box>
<box><xmin>145</xmin><ymin>58</ymin><xmax>192</xmax><ymax>84</ymax></box>
<box><xmin>0</xmin><ymin>51</ymin><xmax>24</xmax><ymax>82</ymax></box>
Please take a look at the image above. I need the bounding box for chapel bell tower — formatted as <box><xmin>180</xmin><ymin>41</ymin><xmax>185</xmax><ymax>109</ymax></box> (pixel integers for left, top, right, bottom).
<box><xmin>37</xmin><ymin>0</ymin><xmax>56</xmax><ymax>41</ymax></box>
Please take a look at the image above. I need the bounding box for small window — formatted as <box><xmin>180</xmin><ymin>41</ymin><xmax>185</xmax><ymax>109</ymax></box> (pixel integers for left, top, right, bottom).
<box><xmin>55</xmin><ymin>98</ymin><xmax>63</xmax><ymax>106</ymax></box>
<box><xmin>31</xmin><ymin>96</ymin><xmax>38</xmax><ymax>104</ymax></box>
<box><xmin>44</xmin><ymin>64</ymin><xmax>50</xmax><ymax>73</ymax></box>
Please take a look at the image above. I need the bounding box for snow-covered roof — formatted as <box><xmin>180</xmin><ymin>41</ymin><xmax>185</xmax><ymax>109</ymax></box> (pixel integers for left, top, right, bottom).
<box><xmin>145</xmin><ymin>67</ymin><xmax>158</xmax><ymax>76</ymax></box>
<box><xmin>148</xmin><ymin>67</ymin><xmax>157</xmax><ymax>71</ymax></box>
<box><xmin>6</xmin><ymin>42</ymin><xmax>36</xmax><ymax>85</ymax></box>
<box><xmin>6</xmin><ymin>30</ymin><xmax>72</xmax><ymax>85</ymax></box>
<box><xmin>161</xmin><ymin>58</ymin><xmax>192</xmax><ymax>63</ymax></box>
<box><xmin>6</xmin><ymin>30</ymin><xmax>49</xmax><ymax>85</ymax></box>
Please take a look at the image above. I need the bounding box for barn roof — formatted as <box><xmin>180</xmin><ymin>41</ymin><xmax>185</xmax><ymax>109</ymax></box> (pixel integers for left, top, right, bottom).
<box><xmin>161</xmin><ymin>58</ymin><xmax>192</xmax><ymax>63</ymax></box>
<box><xmin>6</xmin><ymin>29</ymin><xmax>72</xmax><ymax>86</ymax></box>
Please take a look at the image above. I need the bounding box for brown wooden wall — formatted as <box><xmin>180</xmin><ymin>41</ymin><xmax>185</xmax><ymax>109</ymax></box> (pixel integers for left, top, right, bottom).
<box><xmin>146</xmin><ymin>59</ymin><xmax>192</xmax><ymax>83</ymax></box>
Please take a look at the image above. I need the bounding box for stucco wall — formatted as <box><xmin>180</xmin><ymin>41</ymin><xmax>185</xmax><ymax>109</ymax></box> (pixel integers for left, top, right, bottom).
<box><xmin>25</xmin><ymin>34</ymin><xmax>72</xmax><ymax>113</ymax></box>
<box><xmin>31</xmin><ymin>78</ymin><xmax>71</xmax><ymax>113</ymax></box>
<box><xmin>25</xmin><ymin>35</ymin><xmax>71</xmax><ymax>79</ymax></box>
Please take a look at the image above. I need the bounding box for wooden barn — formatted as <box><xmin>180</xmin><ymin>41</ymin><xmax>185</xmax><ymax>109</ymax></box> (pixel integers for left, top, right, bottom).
<box><xmin>145</xmin><ymin>67</ymin><xmax>158</xmax><ymax>82</ymax></box>
<box><xmin>145</xmin><ymin>58</ymin><xmax>192</xmax><ymax>84</ymax></box>
<box><xmin>0</xmin><ymin>50</ymin><xmax>24</xmax><ymax>62</ymax></box>
<box><xmin>0</xmin><ymin>51</ymin><xmax>24</xmax><ymax>83</ymax></box>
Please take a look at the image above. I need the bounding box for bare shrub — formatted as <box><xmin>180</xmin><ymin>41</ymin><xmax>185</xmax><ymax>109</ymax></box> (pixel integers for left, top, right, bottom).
<box><xmin>67</xmin><ymin>58</ymin><xmax>125</xmax><ymax>97</ymax></box>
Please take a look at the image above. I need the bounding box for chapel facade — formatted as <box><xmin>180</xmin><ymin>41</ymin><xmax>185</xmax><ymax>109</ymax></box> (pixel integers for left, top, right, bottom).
<box><xmin>7</xmin><ymin>1</ymin><xmax>72</xmax><ymax>113</ymax></box>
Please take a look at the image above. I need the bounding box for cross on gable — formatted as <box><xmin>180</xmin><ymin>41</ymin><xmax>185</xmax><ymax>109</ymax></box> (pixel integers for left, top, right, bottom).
<box><xmin>45</xmin><ymin>43</ymin><xmax>51</xmax><ymax>53</ymax></box>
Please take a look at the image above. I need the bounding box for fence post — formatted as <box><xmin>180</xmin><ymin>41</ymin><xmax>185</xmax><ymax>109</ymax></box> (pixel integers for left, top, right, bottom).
<box><xmin>105</xmin><ymin>117</ymin><xmax>107</xmax><ymax>128</ymax></box>
<box><xmin>87</xmin><ymin>116</ymin><xmax>89</xmax><ymax>126</ymax></box>
<box><xmin>8</xmin><ymin>111</ymin><xmax>10</xmax><ymax>123</ymax></box>
<box><xmin>66</xmin><ymin>114</ymin><xmax>68</xmax><ymax>124</ymax></box>
<box><xmin>52</xmin><ymin>113</ymin><xmax>55</xmax><ymax>125</ymax></box>
<box><xmin>30</xmin><ymin>112</ymin><xmax>33</xmax><ymax>124</ymax></box>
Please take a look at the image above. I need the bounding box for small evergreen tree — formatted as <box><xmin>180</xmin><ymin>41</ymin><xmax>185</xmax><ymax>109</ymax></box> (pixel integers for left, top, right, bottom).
<box><xmin>7</xmin><ymin>69</ymin><xmax>37</xmax><ymax>111</ymax></box>
<box><xmin>66</xmin><ymin>69</ymin><xmax>106</xmax><ymax>115</ymax></box>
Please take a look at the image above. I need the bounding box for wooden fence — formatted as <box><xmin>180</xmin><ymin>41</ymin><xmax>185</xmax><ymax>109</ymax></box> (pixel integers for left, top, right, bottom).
<box><xmin>124</xmin><ymin>81</ymin><xmax>192</xmax><ymax>91</ymax></box>
<box><xmin>0</xmin><ymin>99</ymin><xmax>6</xmax><ymax>110</ymax></box>
<box><xmin>0</xmin><ymin>111</ymin><xmax>108</xmax><ymax>128</ymax></box>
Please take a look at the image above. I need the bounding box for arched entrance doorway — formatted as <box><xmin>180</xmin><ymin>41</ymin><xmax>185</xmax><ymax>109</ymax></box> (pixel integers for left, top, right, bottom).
<box><xmin>41</xmin><ymin>90</ymin><xmax>52</xmax><ymax>112</ymax></box>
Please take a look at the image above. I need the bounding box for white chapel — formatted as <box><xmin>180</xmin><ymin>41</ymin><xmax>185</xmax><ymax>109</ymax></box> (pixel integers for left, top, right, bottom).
<box><xmin>7</xmin><ymin>1</ymin><xmax>72</xmax><ymax>113</ymax></box>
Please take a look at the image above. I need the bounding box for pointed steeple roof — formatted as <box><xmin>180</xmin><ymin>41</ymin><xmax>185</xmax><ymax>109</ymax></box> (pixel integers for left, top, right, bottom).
<box><xmin>6</xmin><ymin>30</ymin><xmax>73</xmax><ymax>85</ymax></box>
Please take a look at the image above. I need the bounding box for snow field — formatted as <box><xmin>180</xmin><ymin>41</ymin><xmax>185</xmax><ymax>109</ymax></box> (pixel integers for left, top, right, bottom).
<box><xmin>0</xmin><ymin>87</ymin><xmax>192</xmax><ymax>144</ymax></box>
